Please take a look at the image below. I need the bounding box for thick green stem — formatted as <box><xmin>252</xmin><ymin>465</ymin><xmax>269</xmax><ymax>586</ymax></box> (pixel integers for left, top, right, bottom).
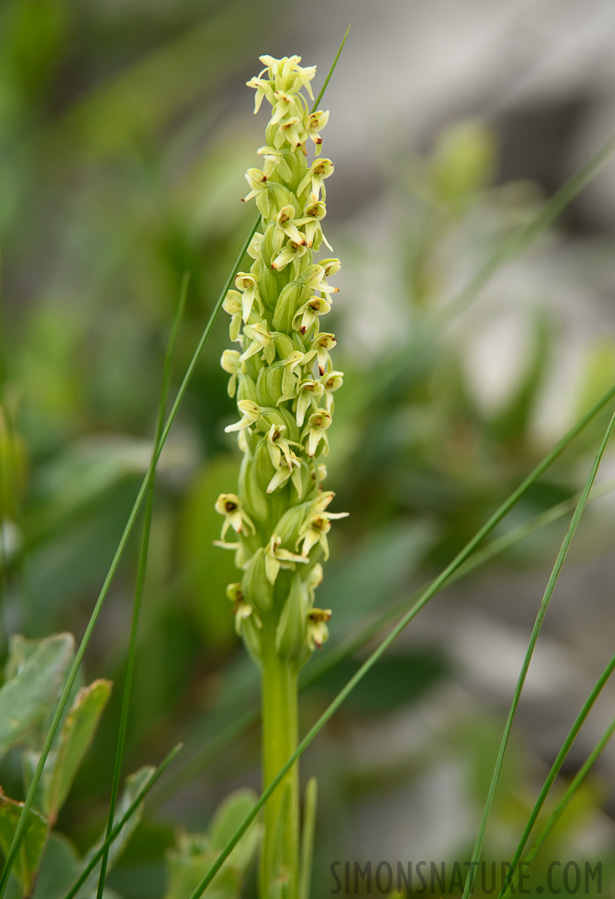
<box><xmin>260</xmin><ymin>619</ymin><xmax>299</xmax><ymax>899</ymax></box>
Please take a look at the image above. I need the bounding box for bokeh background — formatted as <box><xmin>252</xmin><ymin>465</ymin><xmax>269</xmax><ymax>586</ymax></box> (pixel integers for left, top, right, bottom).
<box><xmin>2</xmin><ymin>0</ymin><xmax>615</xmax><ymax>896</ymax></box>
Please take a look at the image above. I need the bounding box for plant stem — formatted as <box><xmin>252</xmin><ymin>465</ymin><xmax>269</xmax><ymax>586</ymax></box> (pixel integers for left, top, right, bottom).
<box><xmin>260</xmin><ymin>619</ymin><xmax>299</xmax><ymax>899</ymax></box>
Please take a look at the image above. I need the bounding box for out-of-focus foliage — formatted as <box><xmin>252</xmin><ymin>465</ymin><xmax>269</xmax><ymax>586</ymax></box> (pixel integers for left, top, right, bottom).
<box><xmin>0</xmin><ymin>632</ymin><xmax>151</xmax><ymax>898</ymax></box>
<box><xmin>1</xmin><ymin>2</ymin><xmax>615</xmax><ymax>897</ymax></box>
<box><xmin>163</xmin><ymin>789</ymin><xmax>260</xmax><ymax>899</ymax></box>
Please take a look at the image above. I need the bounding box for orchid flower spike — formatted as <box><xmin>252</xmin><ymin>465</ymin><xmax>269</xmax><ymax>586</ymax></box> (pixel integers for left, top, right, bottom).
<box><xmin>216</xmin><ymin>54</ymin><xmax>346</xmax><ymax>667</ymax></box>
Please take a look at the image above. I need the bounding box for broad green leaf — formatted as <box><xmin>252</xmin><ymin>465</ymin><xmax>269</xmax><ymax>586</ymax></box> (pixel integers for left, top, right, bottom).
<box><xmin>77</xmin><ymin>767</ymin><xmax>154</xmax><ymax>895</ymax></box>
<box><xmin>33</xmin><ymin>837</ymin><xmax>122</xmax><ymax>899</ymax></box>
<box><xmin>208</xmin><ymin>788</ymin><xmax>260</xmax><ymax>874</ymax></box>
<box><xmin>46</xmin><ymin>680</ymin><xmax>112</xmax><ymax>821</ymax></box>
<box><xmin>0</xmin><ymin>634</ymin><xmax>74</xmax><ymax>758</ymax></box>
<box><xmin>163</xmin><ymin>790</ymin><xmax>260</xmax><ymax>899</ymax></box>
<box><xmin>0</xmin><ymin>791</ymin><xmax>48</xmax><ymax>894</ymax></box>
<box><xmin>164</xmin><ymin>833</ymin><xmax>239</xmax><ymax>899</ymax></box>
<box><xmin>33</xmin><ymin>833</ymin><xmax>81</xmax><ymax>899</ymax></box>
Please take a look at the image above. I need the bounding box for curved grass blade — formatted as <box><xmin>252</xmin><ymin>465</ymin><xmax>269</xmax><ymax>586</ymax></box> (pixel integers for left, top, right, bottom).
<box><xmin>461</xmin><ymin>409</ymin><xmax>615</xmax><ymax>899</ymax></box>
<box><xmin>186</xmin><ymin>389</ymin><xmax>615</xmax><ymax>899</ymax></box>
<box><xmin>499</xmin><ymin>652</ymin><xmax>615</xmax><ymax>898</ymax></box>
<box><xmin>64</xmin><ymin>743</ymin><xmax>182</xmax><ymax>899</ymax></box>
<box><xmin>95</xmin><ymin>276</ymin><xmax>188</xmax><ymax>899</ymax></box>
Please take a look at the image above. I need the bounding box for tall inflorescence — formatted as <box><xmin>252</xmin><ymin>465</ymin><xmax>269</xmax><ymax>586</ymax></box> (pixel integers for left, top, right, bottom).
<box><xmin>215</xmin><ymin>54</ymin><xmax>346</xmax><ymax>669</ymax></box>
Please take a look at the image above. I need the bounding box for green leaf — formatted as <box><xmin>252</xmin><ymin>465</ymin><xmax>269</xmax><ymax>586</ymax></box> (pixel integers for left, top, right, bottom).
<box><xmin>33</xmin><ymin>836</ymin><xmax>122</xmax><ymax>899</ymax></box>
<box><xmin>46</xmin><ymin>680</ymin><xmax>112</xmax><ymax>822</ymax></box>
<box><xmin>0</xmin><ymin>634</ymin><xmax>74</xmax><ymax>758</ymax></box>
<box><xmin>164</xmin><ymin>833</ymin><xmax>239</xmax><ymax>899</ymax></box>
<box><xmin>0</xmin><ymin>791</ymin><xmax>48</xmax><ymax>894</ymax></box>
<box><xmin>32</xmin><ymin>833</ymin><xmax>81</xmax><ymax>899</ymax></box>
<box><xmin>208</xmin><ymin>788</ymin><xmax>260</xmax><ymax>874</ymax></box>
<box><xmin>163</xmin><ymin>789</ymin><xmax>260</xmax><ymax>899</ymax></box>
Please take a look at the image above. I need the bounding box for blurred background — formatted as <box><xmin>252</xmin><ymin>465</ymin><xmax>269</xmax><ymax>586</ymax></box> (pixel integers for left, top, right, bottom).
<box><xmin>2</xmin><ymin>0</ymin><xmax>615</xmax><ymax>896</ymax></box>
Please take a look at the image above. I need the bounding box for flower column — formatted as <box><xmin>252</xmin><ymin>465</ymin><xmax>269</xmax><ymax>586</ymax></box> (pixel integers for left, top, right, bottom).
<box><xmin>215</xmin><ymin>56</ymin><xmax>346</xmax><ymax>899</ymax></box>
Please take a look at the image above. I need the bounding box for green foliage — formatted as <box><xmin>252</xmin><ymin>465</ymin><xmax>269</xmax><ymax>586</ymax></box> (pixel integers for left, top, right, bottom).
<box><xmin>0</xmin><ymin>796</ymin><xmax>47</xmax><ymax>896</ymax></box>
<box><xmin>0</xmin><ymin>633</ymin><xmax>152</xmax><ymax>898</ymax></box>
<box><xmin>0</xmin><ymin>634</ymin><xmax>74</xmax><ymax>757</ymax></box>
<box><xmin>163</xmin><ymin>789</ymin><xmax>260</xmax><ymax>899</ymax></box>
<box><xmin>45</xmin><ymin>680</ymin><xmax>112</xmax><ymax>823</ymax></box>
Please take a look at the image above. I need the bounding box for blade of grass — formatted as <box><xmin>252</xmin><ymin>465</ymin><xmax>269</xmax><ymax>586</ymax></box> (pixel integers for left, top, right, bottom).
<box><xmin>461</xmin><ymin>409</ymin><xmax>615</xmax><ymax>899</ymax></box>
<box><xmin>95</xmin><ymin>276</ymin><xmax>188</xmax><ymax>899</ymax></box>
<box><xmin>312</xmin><ymin>25</ymin><xmax>351</xmax><ymax>110</ymax></box>
<box><xmin>64</xmin><ymin>743</ymin><xmax>183</xmax><ymax>899</ymax></box>
<box><xmin>499</xmin><ymin>651</ymin><xmax>615</xmax><ymax>899</ymax></box>
<box><xmin>0</xmin><ymin>34</ymin><xmax>347</xmax><ymax>892</ymax></box>
<box><xmin>511</xmin><ymin>714</ymin><xmax>615</xmax><ymax>885</ymax></box>
<box><xmin>153</xmin><ymin>409</ymin><xmax>615</xmax><ymax>810</ymax></box>
<box><xmin>186</xmin><ymin>388</ymin><xmax>615</xmax><ymax>899</ymax></box>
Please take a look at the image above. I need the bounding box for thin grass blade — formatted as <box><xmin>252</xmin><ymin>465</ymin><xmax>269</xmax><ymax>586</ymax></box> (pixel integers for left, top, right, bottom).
<box><xmin>461</xmin><ymin>409</ymin><xmax>615</xmax><ymax>899</ymax></box>
<box><xmin>63</xmin><ymin>743</ymin><xmax>182</xmax><ymax>899</ymax></box>
<box><xmin>95</xmin><ymin>276</ymin><xmax>189</xmax><ymax>898</ymax></box>
<box><xmin>513</xmin><ymin>715</ymin><xmax>615</xmax><ymax>883</ymax></box>
<box><xmin>312</xmin><ymin>25</ymin><xmax>351</xmax><ymax>111</ymax></box>
<box><xmin>499</xmin><ymin>651</ymin><xmax>615</xmax><ymax>898</ymax></box>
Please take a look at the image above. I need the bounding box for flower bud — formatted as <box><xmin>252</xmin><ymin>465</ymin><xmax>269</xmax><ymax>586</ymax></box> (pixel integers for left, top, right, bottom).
<box><xmin>276</xmin><ymin>575</ymin><xmax>309</xmax><ymax>663</ymax></box>
<box><xmin>243</xmin><ymin>548</ymin><xmax>274</xmax><ymax>613</ymax></box>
